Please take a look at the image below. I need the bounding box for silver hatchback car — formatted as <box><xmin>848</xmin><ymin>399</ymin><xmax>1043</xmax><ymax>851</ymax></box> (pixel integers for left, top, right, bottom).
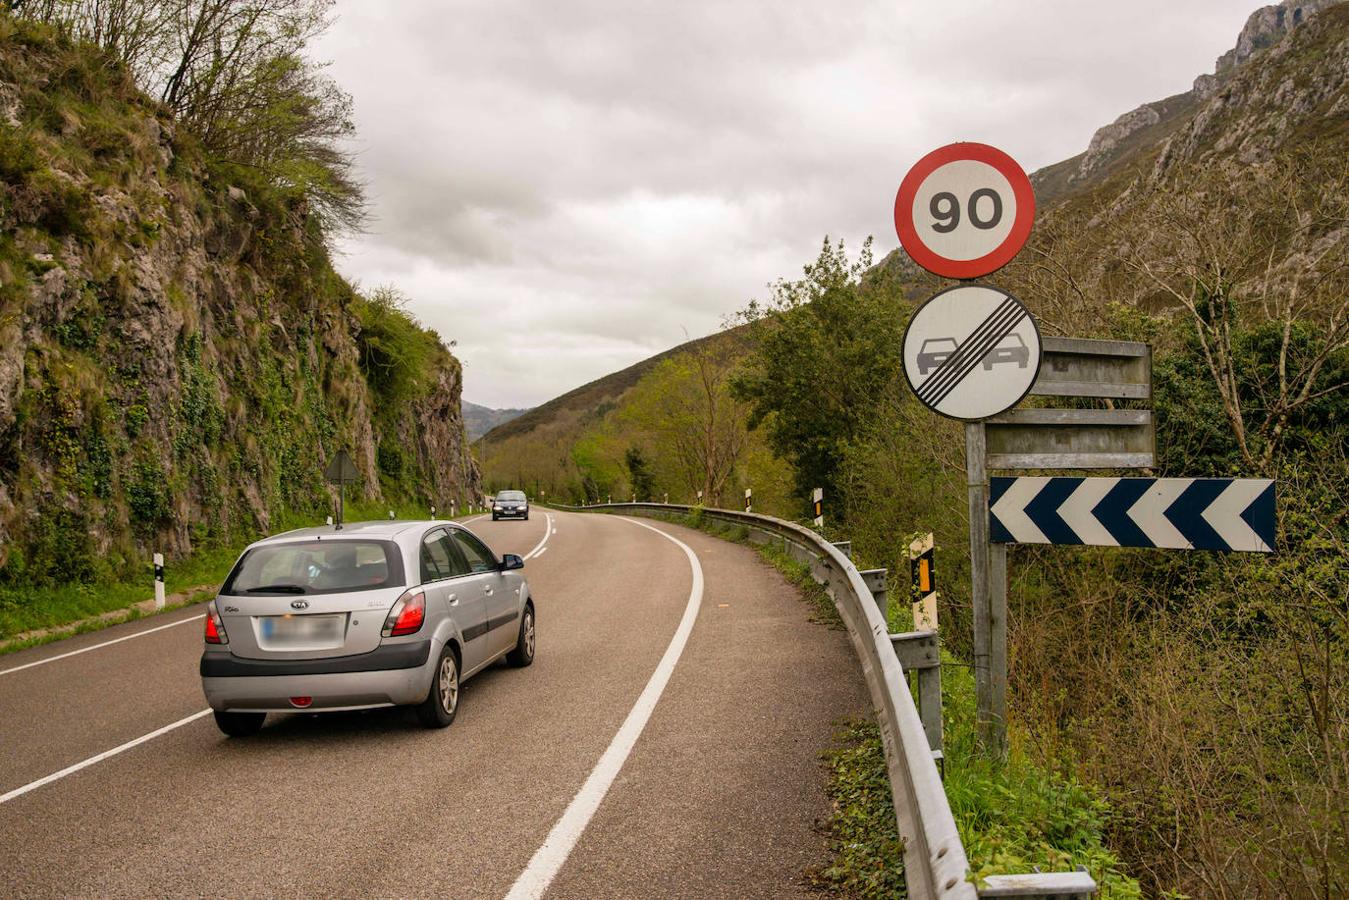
<box><xmin>200</xmin><ymin>520</ymin><xmax>535</xmax><ymax>736</ymax></box>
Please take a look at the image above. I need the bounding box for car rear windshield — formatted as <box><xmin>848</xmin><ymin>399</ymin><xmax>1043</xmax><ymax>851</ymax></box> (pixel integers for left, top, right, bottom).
<box><xmin>498</xmin><ymin>492</ymin><xmax>526</xmax><ymax>502</ymax></box>
<box><xmin>221</xmin><ymin>540</ymin><xmax>404</xmax><ymax>595</ymax></box>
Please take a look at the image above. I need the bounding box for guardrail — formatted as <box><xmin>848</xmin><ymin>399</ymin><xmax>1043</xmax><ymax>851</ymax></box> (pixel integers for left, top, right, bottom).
<box><xmin>556</xmin><ymin>502</ymin><xmax>1096</xmax><ymax>900</ymax></box>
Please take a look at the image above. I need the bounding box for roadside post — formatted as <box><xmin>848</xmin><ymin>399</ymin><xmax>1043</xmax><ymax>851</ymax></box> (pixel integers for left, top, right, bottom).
<box><xmin>431</xmin><ymin>504</ymin><xmax>437</xmax><ymax>520</ymax></box>
<box><xmin>697</xmin><ymin>489</ymin><xmax>703</xmax><ymax>504</ymax></box>
<box><xmin>324</xmin><ymin>449</ymin><xmax>359</xmax><ymax>529</ymax></box>
<box><xmin>744</xmin><ymin>488</ymin><xmax>752</xmax><ymax>513</ymax></box>
<box><xmin>153</xmin><ymin>553</ymin><xmax>165</xmax><ymax>611</ymax></box>
<box><xmin>812</xmin><ymin>487</ymin><xmax>824</xmax><ymax>528</ymax></box>
<box><xmin>663</xmin><ymin>492</ymin><xmax>668</xmax><ymax>504</ymax></box>
<box><xmin>909</xmin><ymin>534</ymin><xmax>938</xmax><ymax>630</ymax></box>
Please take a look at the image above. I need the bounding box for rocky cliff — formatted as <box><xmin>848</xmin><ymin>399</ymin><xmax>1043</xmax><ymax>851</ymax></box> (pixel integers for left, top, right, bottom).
<box><xmin>0</xmin><ymin>16</ymin><xmax>480</xmax><ymax>585</ymax></box>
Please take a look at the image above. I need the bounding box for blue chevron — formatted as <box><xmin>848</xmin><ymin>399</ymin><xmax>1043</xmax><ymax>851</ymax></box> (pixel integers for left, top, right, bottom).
<box><xmin>1241</xmin><ymin>481</ymin><xmax>1277</xmax><ymax>549</ymax></box>
<box><xmin>1024</xmin><ymin>477</ymin><xmax>1083</xmax><ymax>545</ymax></box>
<box><xmin>1092</xmin><ymin>478</ymin><xmax>1154</xmax><ymax>548</ymax></box>
<box><xmin>1164</xmin><ymin>479</ymin><xmax>1229</xmax><ymax>550</ymax></box>
<box><xmin>989</xmin><ymin>477</ymin><xmax>1016</xmax><ymax>543</ymax></box>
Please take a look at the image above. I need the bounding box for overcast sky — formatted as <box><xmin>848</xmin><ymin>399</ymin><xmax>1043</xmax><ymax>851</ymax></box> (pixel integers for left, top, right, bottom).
<box><xmin>316</xmin><ymin>1</ymin><xmax>1256</xmax><ymax>409</ymax></box>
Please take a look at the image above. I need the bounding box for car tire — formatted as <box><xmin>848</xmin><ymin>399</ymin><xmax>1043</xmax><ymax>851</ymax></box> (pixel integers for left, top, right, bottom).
<box><xmin>507</xmin><ymin>604</ymin><xmax>535</xmax><ymax>668</ymax></box>
<box><xmin>492</xmin><ymin>514</ymin><xmax>498</xmax><ymax>521</ymax></box>
<box><xmin>524</xmin><ymin>513</ymin><xmax>530</xmax><ymax>520</ymax></box>
<box><xmin>214</xmin><ymin>710</ymin><xmax>265</xmax><ymax>737</ymax></box>
<box><xmin>416</xmin><ymin>643</ymin><xmax>459</xmax><ymax>728</ymax></box>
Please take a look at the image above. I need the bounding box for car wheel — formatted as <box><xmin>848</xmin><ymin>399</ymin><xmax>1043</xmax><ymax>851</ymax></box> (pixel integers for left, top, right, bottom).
<box><xmin>508</xmin><ymin>604</ymin><xmax>535</xmax><ymax>667</ymax></box>
<box><xmin>492</xmin><ymin>514</ymin><xmax>498</xmax><ymax>521</ymax></box>
<box><xmin>416</xmin><ymin>643</ymin><xmax>459</xmax><ymax>728</ymax></box>
<box><xmin>524</xmin><ymin>513</ymin><xmax>530</xmax><ymax>520</ymax></box>
<box><xmin>214</xmin><ymin>710</ymin><xmax>265</xmax><ymax>737</ymax></box>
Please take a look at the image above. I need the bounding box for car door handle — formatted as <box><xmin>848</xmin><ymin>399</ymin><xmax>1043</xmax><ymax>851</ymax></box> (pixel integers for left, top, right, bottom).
<box><xmin>447</xmin><ymin>593</ymin><xmax>458</xmax><ymax>605</ymax></box>
<box><xmin>484</xmin><ymin>586</ymin><xmax>494</xmax><ymax>595</ymax></box>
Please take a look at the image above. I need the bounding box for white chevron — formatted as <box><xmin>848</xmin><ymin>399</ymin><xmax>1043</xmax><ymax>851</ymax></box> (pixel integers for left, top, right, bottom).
<box><xmin>1057</xmin><ymin>478</ymin><xmax>1119</xmax><ymax>546</ymax></box>
<box><xmin>1202</xmin><ymin>479</ymin><xmax>1274</xmax><ymax>552</ymax></box>
<box><xmin>1127</xmin><ymin>479</ymin><xmax>1192</xmax><ymax>549</ymax></box>
<box><xmin>991</xmin><ymin>476</ymin><xmax>1050</xmax><ymax>544</ymax></box>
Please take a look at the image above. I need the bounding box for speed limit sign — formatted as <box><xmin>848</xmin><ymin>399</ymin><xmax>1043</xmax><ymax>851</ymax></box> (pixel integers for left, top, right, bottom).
<box><xmin>894</xmin><ymin>142</ymin><xmax>1035</xmax><ymax>280</ymax></box>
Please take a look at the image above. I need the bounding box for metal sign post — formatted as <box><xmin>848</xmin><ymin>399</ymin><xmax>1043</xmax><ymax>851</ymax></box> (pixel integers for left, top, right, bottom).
<box><xmin>324</xmin><ymin>449</ymin><xmax>359</xmax><ymax>528</ymax></box>
<box><xmin>896</xmin><ymin>142</ymin><xmax>1037</xmax><ymax>758</ymax></box>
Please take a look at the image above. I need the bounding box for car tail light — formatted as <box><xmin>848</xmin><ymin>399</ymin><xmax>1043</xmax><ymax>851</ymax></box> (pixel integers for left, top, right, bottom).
<box><xmin>204</xmin><ymin>603</ymin><xmax>228</xmax><ymax>644</ymax></box>
<box><xmin>383</xmin><ymin>590</ymin><xmax>425</xmax><ymax>637</ymax></box>
<box><xmin>290</xmin><ymin>696</ymin><xmax>313</xmax><ymax>708</ymax></box>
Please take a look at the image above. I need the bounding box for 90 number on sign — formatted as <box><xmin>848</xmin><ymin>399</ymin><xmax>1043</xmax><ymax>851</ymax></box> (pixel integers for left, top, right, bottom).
<box><xmin>894</xmin><ymin>142</ymin><xmax>1035</xmax><ymax>280</ymax></box>
<box><xmin>930</xmin><ymin>188</ymin><xmax>1002</xmax><ymax>234</ymax></box>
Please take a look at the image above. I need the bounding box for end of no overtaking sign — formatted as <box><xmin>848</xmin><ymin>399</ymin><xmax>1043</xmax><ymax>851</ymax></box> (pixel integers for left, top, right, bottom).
<box><xmin>894</xmin><ymin>142</ymin><xmax>1035</xmax><ymax>280</ymax></box>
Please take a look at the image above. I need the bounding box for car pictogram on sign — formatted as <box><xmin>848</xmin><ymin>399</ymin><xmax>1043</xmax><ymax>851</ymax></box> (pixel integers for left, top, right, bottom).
<box><xmin>916</xmin><ymin>337</ymin><xmax>958</xmax><ymax>375</ymax></box>
<box><xmin>982</xmin><ymin>333</ymin><xmax>1030</xmax><ymax>370</ymax></box>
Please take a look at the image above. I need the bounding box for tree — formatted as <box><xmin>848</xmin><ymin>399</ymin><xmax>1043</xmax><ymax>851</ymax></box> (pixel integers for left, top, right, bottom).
<box><xmin>624</xmin><ymin>447</ymin><xmax>654</xmax><ymax>501</ymax></box>
<box><xmin>621</xmin><ymin>338</ymin><xmax>752</xmax><ymax>507</ymax></box>
<box><xmin>731</xmin><ymin>236</ymin><xmax>908</xmax><ymax>499</ymax></box>
<box><xmin>11</xmin><ymin>0</ymin><xmax>363</xmax><ymax>235</ymax></box>
<box><xmin>1119</xmin><ymin>151</ymin><xmax>1349</xmax><ymax>474</ymax></box>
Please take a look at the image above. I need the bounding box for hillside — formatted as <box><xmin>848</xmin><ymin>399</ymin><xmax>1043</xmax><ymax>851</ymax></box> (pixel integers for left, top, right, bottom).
<box><xmin>462</xmin><ymin>400</ymin><xmax>529</xmax><ymax>441</ymax></box>
<box><xmin>0</xmin><ymin>14</ymin><xmax>480</xmax><ymax>589</ymax></box>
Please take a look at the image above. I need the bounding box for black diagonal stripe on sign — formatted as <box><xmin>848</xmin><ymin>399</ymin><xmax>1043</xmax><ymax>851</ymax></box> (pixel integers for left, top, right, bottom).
<box><xmin>914</xmin><ymin>297</ymin><xmax>1019</xmax><ymax>405</ymax></box>
<box><xmin>917</xmin><ymin>296</ymin><xmax>1019</xmax><ymax>407</ymax></box>
<box><xmin>926</xmin><ymin>304</ymin><xmax>1028</xmax><ymax>409</ymax></box>
<box><xmin>915</xmin><ymin>297</ymin><xmax>1020</xmax><ymax>405</ymax></box>
<box><xmin>921</xmin><ymin>301</ymin><xmax>1024</xmax><ymax>407</ymax></box>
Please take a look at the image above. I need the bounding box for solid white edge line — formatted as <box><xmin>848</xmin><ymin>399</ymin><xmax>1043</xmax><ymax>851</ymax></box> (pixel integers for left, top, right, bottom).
<box><xmin>0</xmin><ymin>614</ymin><xmax>207</xmax><ymax>678</ymax></box>
<box><xmin>523</xmin><ymin>513</ymin><xmax>554</xmax><ymax>561</ymax></box>
<box><xmin>0</xmin><ymin>709</ymin><xmax>212</xmax><ymax>805</ymax></box>
<box><xmin>504</xmin><ymin>516</ymin><xmax>703</xmax><ymax>900</ymax></box>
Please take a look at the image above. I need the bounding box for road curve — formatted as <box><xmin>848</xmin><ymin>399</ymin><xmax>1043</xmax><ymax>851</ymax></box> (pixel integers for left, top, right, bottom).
<box><xmin>0</xmin><ymin>511</ymin><xmax>867</xmax><ymax>898</ymax></box>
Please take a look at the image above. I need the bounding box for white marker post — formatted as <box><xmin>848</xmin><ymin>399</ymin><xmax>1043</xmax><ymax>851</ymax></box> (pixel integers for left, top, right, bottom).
<box><xmin>744</xmin><ymin>488</ymin><xmax>752</xmax><ymax>513</ymax></box>
<box><xmin>697</xmin><ymin>489</ymin><xmax>703</xmax><ymax>505</ymax></box>
<box><xmin>431</xmin><ymin>505</ymin><xmax>437</xmax><ymax>520</ymax></box>
<box><xmin>153</xmin><ymin>553</ymin><xmax>165</xmax><ymax>611</ymax></box>
<box><xmin>812</xmin><ymin>487</ymin><xmax>824</xmax><ymax>528</ymax></box>
<box><xmin>451</xmin><ymin>499</ymin><xmax>457</xmax><ymax>518</ymax></box>
<box><xmin>663</xmin><ymin>492</ymin><xmax>668</xmax><ymax>505</ymax></box>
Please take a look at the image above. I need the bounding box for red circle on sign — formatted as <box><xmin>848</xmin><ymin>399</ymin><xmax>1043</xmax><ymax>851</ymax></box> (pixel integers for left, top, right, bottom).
<box><xmin>894</xmin><ymin>142</ymin><xmax>1035</xmax><ymax>280</ymax></box>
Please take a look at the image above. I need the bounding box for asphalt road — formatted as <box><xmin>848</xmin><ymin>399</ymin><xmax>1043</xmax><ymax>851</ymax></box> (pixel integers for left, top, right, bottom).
<box><xmin>0</xmin><ymin>510</ymin><xmax>867</xmax><ymax>898</ymax></box>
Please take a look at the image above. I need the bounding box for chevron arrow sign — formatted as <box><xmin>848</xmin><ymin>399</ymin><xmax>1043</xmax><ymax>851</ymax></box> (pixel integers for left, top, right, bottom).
<box><xmin>989</xmin><ymin>476</ymin><xmax>1276</xmax><ymax>552</ymax></box>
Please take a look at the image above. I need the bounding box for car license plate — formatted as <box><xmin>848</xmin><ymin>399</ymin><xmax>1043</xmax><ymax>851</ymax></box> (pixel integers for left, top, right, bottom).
<box><xmin>258</xmin><ymin>614</ymin><xmax>345</xmax><ymax>648</ymax></box>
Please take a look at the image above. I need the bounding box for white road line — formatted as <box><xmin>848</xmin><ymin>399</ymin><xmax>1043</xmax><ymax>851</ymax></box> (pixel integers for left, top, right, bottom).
<box><xmin>533</xmin><ymin>547</ymin><xmax>548</xmax><ymax>558</ymax></box>
<box><xmin>504</xmin><ymin>516</ymin><xmax>704</xmax><ymax>900</ymax></box>
<box><xmin>523</xmin><ymin>513</ymin><xmax>554</xmax><ymax>561</ymax></box>
<box><xmin>0</xmin><ymin>709</ymin><xmax>211</xmax><ymax>806</ymax></box>
<box><xmin>0</xmin><ymin>614</ymin><xmax>206</xmax><ymax>678</ymax></box>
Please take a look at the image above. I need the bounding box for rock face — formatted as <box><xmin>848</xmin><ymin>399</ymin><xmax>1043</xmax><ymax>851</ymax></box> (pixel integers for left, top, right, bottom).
<box><xmin>0</xmin><ymin>22</ymin><xmax>480</xmax><ymax>584</ymax></box>
<box><xmin>1076</xmin><ymin>0</ymin><xmax>1338</xmax><ymax>180</ymax></box>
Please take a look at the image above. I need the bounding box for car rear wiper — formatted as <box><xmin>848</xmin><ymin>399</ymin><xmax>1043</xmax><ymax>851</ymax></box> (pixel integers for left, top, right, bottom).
<box><xmin>244</xmin><ymin>584</ymin><xmax>308</xmax><ymax>594</ymax></box>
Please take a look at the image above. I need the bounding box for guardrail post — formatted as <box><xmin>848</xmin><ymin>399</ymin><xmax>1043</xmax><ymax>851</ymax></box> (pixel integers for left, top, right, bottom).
<box><xmin>859</xmin><ymin>568</ymin><xmax>888</xmax><ymax>619</ymax></box>
<box><xmin>891</xmin><ymin>631</ymin><xmax>943</xmax><ymax>757</ymax></box>
<box><xmin>831</xmin><ymin>540</ymin><xmax>852</xmax><ymax>560</ymax></box>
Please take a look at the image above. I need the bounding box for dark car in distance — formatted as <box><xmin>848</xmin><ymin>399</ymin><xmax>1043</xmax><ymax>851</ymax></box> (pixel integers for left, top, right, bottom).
<box><xmin>492</xmin><ymin>490</ymin><xmax>529</xmax><ymax>521</ymax></box>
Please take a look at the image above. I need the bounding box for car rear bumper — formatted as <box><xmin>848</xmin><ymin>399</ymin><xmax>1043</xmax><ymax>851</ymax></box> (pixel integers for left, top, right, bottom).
<box><xmin>201</xmin><ymin>640</ymin><xmax>436</xmax><ymax>712</ymax></box>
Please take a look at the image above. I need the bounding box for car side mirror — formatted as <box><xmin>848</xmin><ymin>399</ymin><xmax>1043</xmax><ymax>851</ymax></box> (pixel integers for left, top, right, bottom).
<box><xmin>501</xmin><ymin>553</ymin><xmax>524</xmax><ymax>571</ymax></box>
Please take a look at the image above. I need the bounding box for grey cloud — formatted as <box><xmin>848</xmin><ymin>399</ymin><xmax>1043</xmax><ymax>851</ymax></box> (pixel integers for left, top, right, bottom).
<box><xmin>317</xmin><ymin>0</ymin><xmax>1256</xmax><ymax>407</ymax></box>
